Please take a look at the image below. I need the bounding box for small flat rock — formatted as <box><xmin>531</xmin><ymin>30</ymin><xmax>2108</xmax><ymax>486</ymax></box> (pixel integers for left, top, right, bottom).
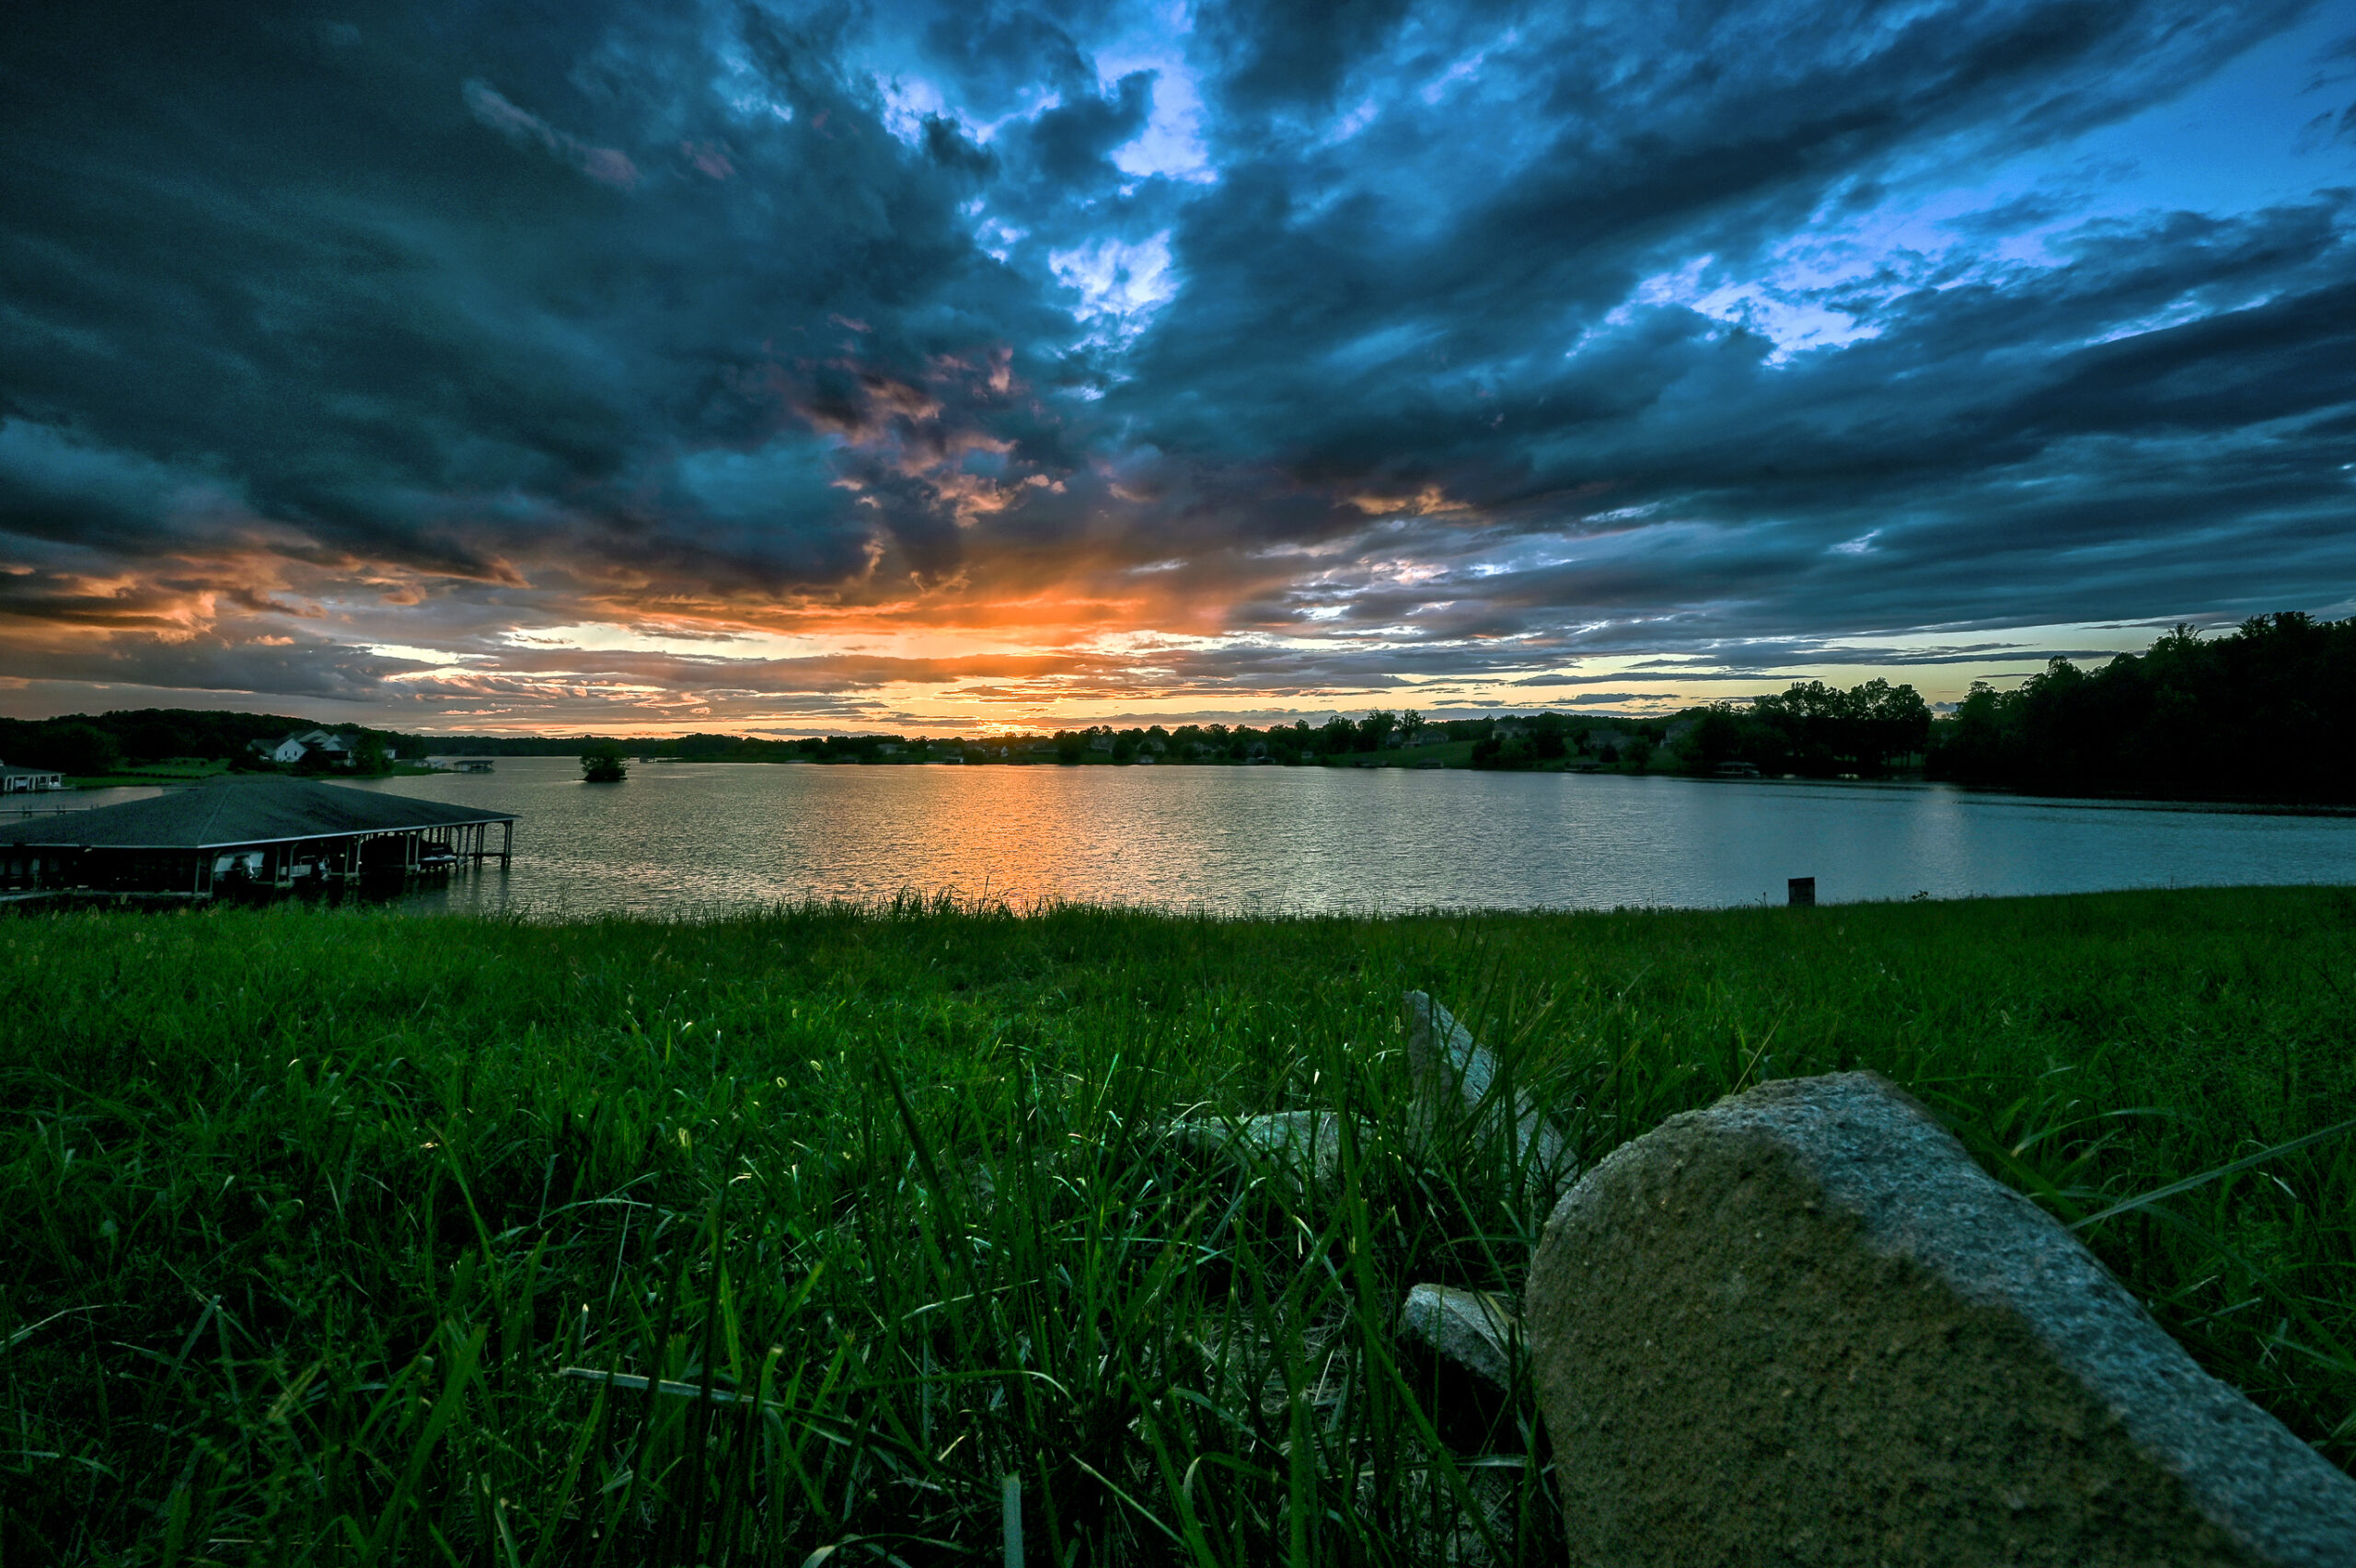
<box><xmin>1398</xmin><ymin>1283</ymin><xmax>1518</xmax><ymax>1389</ymax></box>
<box><xmin>1172</xmin><ymin>1110</ymin><xmax>1361</xmax><ymax>1193</ymax></box>
<box><xmin>1403</xmin><ymin>991</ymin><xmax>1571</xmax><ymax>1192</ymax></box>
<box><xmin>1524</xmin><ymin>1071</ymin><xmax>2356</xmax><ymax>1567</ymax></box>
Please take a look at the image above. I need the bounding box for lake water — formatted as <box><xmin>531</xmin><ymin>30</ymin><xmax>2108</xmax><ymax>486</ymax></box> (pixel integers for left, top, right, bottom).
<box><xmin>311</xmin><ymin>756</ymin><xmax>2356</xmax><ymax>919</ymax></box>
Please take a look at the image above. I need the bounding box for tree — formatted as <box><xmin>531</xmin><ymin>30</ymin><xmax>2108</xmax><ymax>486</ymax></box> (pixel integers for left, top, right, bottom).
<box><xmin>1851</xmin><ymin>679</ymin><xmax>1931</xmax><ymax>772</ymax></box>
<box><xmin>1923</xmin><ymin>613</ymin><xmax>2356</xmax><ymax>799</ymax></box>
<box><xmin>41</xmin><ymin>723</ymin><xmax>121</xmax><ymax>777</ymax></box>
<box><xmin>580</xmin><ymin>743</ymin><xmax>629</xmax><ymax>782</ymax></box>
<box><xmin>123</xmin><ymin>720</ymin><xmax>181</xmax><ymax>762</ymax></box>
<box><xmin>1529</xmin><ymin>713</ymin><xmax>1569</xmax><ymax>761</ymax></box>
<box><xmin>1675</xmin><ymin>704</ymin><xmax>1757</xmax><ymax>773</ymax></box>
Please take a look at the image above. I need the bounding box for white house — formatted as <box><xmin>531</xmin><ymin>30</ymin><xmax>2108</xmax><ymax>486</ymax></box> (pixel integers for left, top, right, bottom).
<box><xmin>0</xmin><ymin>761</ymin><xmax>65</xmax><ymax>792</ymax></box>
<box><xmin>257</xmin><ymin>728</ymin><xmax>360</xmax><ymax>767</ymax></box>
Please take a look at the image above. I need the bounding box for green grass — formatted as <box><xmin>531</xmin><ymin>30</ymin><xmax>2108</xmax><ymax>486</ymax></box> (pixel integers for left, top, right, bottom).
<box><xmin>64</xmin><ymin>761</ymin><xmax>234</xmax><ymax>789</ymax></box>
<box><xmin>2</xmin><ymin>887</ymin><xmax>2352</xmax><ymax>1564</ymax></box>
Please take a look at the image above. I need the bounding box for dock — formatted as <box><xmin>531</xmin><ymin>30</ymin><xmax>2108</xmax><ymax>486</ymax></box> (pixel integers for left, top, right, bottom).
<box><xmin>0</xmin><ymin>776</ymin><xmax>515</xmax><ymax>899</ymax></box>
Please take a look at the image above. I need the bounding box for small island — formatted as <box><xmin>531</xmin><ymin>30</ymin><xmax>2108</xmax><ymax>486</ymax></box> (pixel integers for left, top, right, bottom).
<box><xmin>579</xmin><ymin>742</ymin><xmax>629</xmax><ymax>782</ymax></box>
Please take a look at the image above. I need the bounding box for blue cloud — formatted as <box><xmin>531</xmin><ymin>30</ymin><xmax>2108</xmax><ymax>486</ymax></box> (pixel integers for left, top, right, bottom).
<box><xmin>2</xmin><ymin>0</ymin><xmax>2352</xmax><ymax>713</ymax></box>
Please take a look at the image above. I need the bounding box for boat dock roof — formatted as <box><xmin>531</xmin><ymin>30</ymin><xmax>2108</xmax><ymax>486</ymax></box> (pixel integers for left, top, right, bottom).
<box><xmin>0</xmin><ymin>777</ymin><xmax>516</xmax><ymax>851</ymax></box>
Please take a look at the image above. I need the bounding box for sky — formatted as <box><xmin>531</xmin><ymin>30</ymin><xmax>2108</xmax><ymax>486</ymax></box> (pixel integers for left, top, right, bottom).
<box><xmin>3</xmin><ymin>0</ymin><xmax>2354</xmax><ymax>736</ymax></box>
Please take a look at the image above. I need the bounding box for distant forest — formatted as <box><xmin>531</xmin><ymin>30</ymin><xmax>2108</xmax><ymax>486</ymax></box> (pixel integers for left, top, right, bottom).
<box><xmin>3</xmin><ymin>612</ymin><xmax>2348</xmax><ymax>801</ymax></box>
<box><xmin>1676</xmin><ymin>613</ymin><xmax>2356</xmax><ymax>800</ymax></box>
<box><xmin>1924</xmin><ymin>612</ymin><xmax>2356</xmax><ymax>801</ymax></box>
<box><xmin>0</xmin><ymin>708</ymin><xmax>1670</xmax><ymax>773</ymax></box>
<box><xmin>0</xmin><ymin>709</ymin><xmax>433</xmax><ymax>777</ymax></box>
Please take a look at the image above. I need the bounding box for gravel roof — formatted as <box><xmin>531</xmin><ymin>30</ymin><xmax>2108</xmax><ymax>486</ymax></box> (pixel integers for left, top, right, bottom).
<box><xmin>0</xmin><ymin>777</ymin><xmax>516</xmax><ymax>850</ymax></box>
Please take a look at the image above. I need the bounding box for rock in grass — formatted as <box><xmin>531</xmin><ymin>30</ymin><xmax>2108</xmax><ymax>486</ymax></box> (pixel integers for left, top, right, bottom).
<box><xmin>1524</xmin><ymin>1071</ymin><xmax>2356</xmax><ymax>1567</ymax></box>
<box><xmin>1172</xmin><ymin>1110</ymin><xmax>1363</xmax><ymax>1196</ymax></box>
<box><xmin>1403</xmin><ymin>992</ymin><xmax>1570</xmax><ymax>1191</ymax></box>
<box><xmin>1398</xmin><ymin>1284</ymin><xmax>1518</xmax><ymax>1390</ymax></box>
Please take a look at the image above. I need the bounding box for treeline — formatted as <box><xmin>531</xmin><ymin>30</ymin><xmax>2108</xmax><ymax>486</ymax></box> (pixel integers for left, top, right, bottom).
<box><xmin>0</xmin><ymin>709</ymin><xmax>431</xmax><ymax>775</ymax></box>
<box><xmin>1467</xmin><ymin>713</ymin><xmax>1667</xmax><ymax>770</ymax></box>
<box><xmin>1925</xmin><ymin>613</ymin><xmax>2356</xmax><ymax>801</ymax></box>
<box><xmin>1042</xmin><ymin>711</ymin><xmax>1661</xmax><ymax>767</ymax></box>
<box><xmin>10</xmin><ymin>613</ymin><xmax>2348</xmax><ymax>800</ymax></box>
<box><xmin>1674</xmin><ymin>679</ymin><xmax>1934</xmax><ymax>778</ymax></box>
<box><xmin>456</xmin><ymin>713</ymin><xmax>1665</xmax><ymax>767</ymax></box>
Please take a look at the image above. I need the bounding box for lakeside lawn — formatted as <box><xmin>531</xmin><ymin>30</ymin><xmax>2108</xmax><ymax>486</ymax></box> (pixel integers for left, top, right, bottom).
<box><xmin>54</xmin><ymin>761</ymin><xmax>448</xmax><ymax>790</ymax></box>
<box><xmin>56</xmin><ymin>760</ymin><xmax>234</xmax><ymax>790</ymax></box>
<box><xmin>3</xmin><ymin>888</ymin><xmax>2351</xmax><ymax>1564</ymax></box>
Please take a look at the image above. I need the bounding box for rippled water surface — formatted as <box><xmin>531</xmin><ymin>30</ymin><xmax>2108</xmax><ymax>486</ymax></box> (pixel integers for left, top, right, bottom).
<box><xmin>317</xmin><ymin>756</ymin><xmax>2356</xmax><ymax>918</ymax></box>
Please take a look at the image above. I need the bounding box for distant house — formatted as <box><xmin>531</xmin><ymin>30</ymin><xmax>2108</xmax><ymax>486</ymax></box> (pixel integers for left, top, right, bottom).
<box><xmin>0</xmin><ymin>761</ymin><xmax>64</xmax><ymax>793</ymax></box>
<box><xmin>253</xmin><ymin>728</ymin><xmax>359</xmax><ymax>767</ymax></box>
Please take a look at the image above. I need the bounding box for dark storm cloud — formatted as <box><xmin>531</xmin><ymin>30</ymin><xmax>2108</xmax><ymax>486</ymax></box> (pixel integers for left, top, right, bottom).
<box><xmin>2</xmin><ymin>0</ymin><xmax>2351</xmax><ymax>714</ymax></box>
<box><xmin>0</xmin><ymin>628</ymin><xmax>422</xmax><ymax>701</ymax></box>
<box><xmin>0</xmin><ymin>0</ymin><xmax>1060</xmax><ymax>598</ymax></box>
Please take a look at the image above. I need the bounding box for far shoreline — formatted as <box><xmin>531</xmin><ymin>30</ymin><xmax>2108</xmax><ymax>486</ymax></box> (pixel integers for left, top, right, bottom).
<box><xmin>430</xmin><ymin>750</ymin><xmax>2356</xmax><ymax>819</ymax></box>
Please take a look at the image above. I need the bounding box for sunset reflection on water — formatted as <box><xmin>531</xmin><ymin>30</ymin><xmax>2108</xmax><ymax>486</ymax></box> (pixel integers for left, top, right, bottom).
<box><xmin>344</xmin><ymin>757</ymin><xmax>2356</xmax><ymax>921</ymax></box>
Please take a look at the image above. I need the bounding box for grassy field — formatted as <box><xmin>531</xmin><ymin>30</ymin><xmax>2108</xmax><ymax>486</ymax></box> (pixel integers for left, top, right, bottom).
<box><xmin>55</xmin><ymin>762</ymin><xmax>448</xmax><ymax>789</ymax></box>
<box><xmin>2</xmin><ymin>888</ymin><xmax>2351</xmax><ymax>1565</ymax></box>
<box><xmin>58</xmin><ymin>761</ymin><xmax>234</xmax><ymax>790</ymax></box>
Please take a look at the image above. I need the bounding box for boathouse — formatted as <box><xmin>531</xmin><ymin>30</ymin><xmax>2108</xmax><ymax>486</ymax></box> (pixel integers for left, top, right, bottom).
<box><xmin>1</xmin><ymin>761</ymin><xmax>65</xmax><ymax>793</ymax></box>
<box><xmin>0</xmin><ymin>776</ymin><xmax>515</xmax><ymax>898</ymax></box>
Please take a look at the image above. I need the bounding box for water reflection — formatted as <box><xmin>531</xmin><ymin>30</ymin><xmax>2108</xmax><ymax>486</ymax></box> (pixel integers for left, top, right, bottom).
<box><xmin>336</xmin><ymin>758</ymin><xmax>2356</xmax><ymax>919</ymax></box>
<box><xmin>0</xmin><ymin>783</ymin><xmax>170</xmax><ymax>816</ymax></box>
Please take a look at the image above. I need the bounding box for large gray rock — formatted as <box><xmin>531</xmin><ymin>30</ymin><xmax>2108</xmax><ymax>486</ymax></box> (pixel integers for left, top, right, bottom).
<box><xmin>1398</xmin><ymin>1283</ymin><xmax>1519</xmax><ymax>1389</ymax></box>
<box><xmin>1525</xmin><ymin>1071</ymin><xmax>2356</xmax><ymax>1567</ymax></box>
<box><xmin>1403</xmin><ymin>991</ymin><xmax>1570</xmax><ymax>1192</ymax></box>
